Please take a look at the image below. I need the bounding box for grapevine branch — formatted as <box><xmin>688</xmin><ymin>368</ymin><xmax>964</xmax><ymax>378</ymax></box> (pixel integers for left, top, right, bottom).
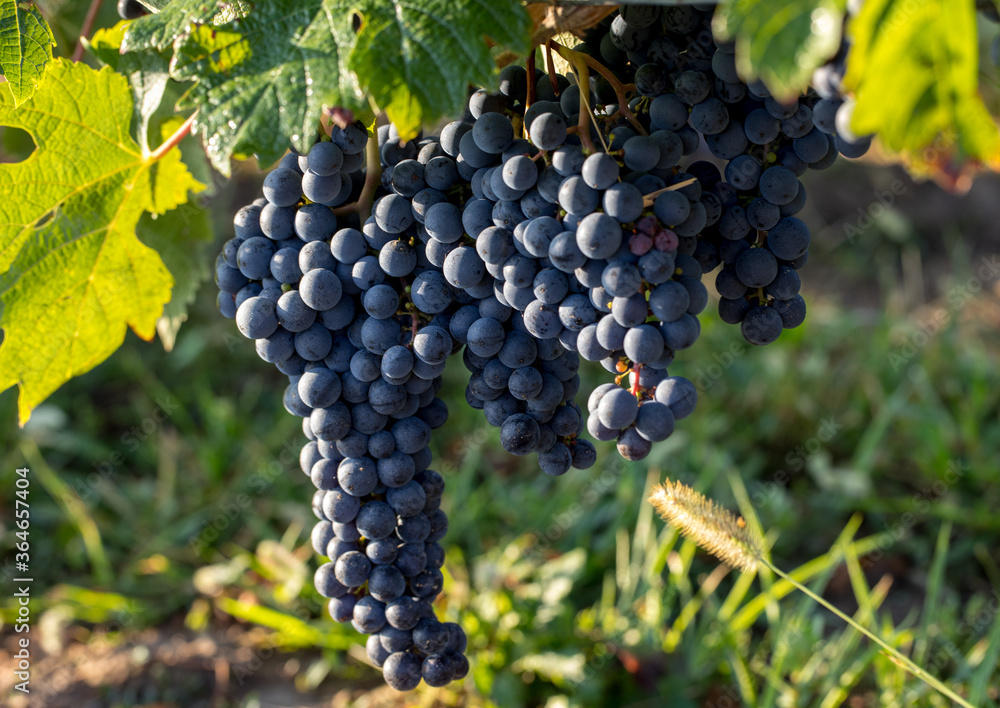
<box><xmin>549</xmin><ymin>40</ymin><xmax>596</xmax><ymax>153</ymax></box>
<box><xmin>544</xmin><ymin>43</ymin><xmax>559</xmax><ymax>98</ymax></box>
<box><xmin>334</xmin><ymin>121</ymin><xmax>383</xmax><ymax>221</ymax></box>
<box><xmin>526</xmin><ymin>47</ymin><xmax>537</xmax><ymax>110</ymax></box>
<box><xmin>550</xmin><ymin>41</ymin><xmax>646</xmax><ymax>136</ymax></box>
<box><xmin>72</xmin><ymin>0</ymin><xmax>105</xmax><ymax>63</ymax></box>
<box><xmin>357</xmin><ymin>131</ymin><xmax>383</xmax><ymax>222</ymax></box>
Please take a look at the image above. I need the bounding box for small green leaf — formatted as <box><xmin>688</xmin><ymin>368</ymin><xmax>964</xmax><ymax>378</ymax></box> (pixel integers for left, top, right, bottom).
<box><xmin>843</xmin><ymin>0</ymin><xmax>1000</xmax><ymax>177</ymax></box>
<box><xmin>0</xmin><ymin>0</ymin><xmax>56</xmax><ymax>106</ymax></box>
<box><xmin>88</xmin><ymin>21</ymin><xmax>171</xmax><ymax>154</ymax></box>
<box><xmin>346</xmin><ymin>0</ymin><xmax>531</xmax><ymax>140</ymax></box>
<box><xmin>713</xmin><ymin>0</ymin><xmax>847</xmax><ymax>102</ymax></box>
<box><xmin>137</xmin><ymin>201</ymin><xmax>213</xmax><ymax>351</ymax></box>
<box><xmin>171</xmin><ymin>0</ymin><xmax>363</xmax><ymax>174</ymax></box>
<box><xmin>0</xmin><ymin>59</ymin><xmax>204</xmax><ymax>424</ymax></box>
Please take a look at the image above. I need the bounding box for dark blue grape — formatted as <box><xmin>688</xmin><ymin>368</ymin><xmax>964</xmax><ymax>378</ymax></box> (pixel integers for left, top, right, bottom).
<box><xmin>262</xmin><ymin>168</ymin><xmax>301</xmax><ymax>207</ymax></box>
<box><xmin>741</xmin><ymin>305</ymin><xmax>783</xmax><ymax>345</ymax></box>
<box><xmin>383</xmin><ymin>652</ymin><xmax>422</xmax><ymax>691</ymax></box>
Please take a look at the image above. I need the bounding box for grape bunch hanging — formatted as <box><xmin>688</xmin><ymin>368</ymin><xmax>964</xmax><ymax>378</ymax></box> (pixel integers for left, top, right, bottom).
<box><xmin>213</xmin><ymin>3</ymin><xmax>868</xmax><ymax>692</ymax></box>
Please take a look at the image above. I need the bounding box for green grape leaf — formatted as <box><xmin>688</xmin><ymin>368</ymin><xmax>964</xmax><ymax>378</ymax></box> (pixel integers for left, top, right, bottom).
<box><xmin>87</xmin><ymin>21</ymin><xmax>170</xmax><ymax>154</ymax></box>
<box><xmin>170</xmin><ymin>0</ymin><xmax>363</xmax><ymax>175</ymax></box>
<box><xmin>122</xmin><ymin>0</ymin><xmax>223</xmax><ymax>53</ymax></box>
<box><xmin>0</xmin><ymin>0</ymin><xmax>56</xmax><ymax>106</ymax></box>
<box><xmin>138</xmin><ymin>201</ymin><xmax>213</xmax><ymax>351</ymax></box>
<box><xmin>522</xmin><ymin>0</ymin><xmax>708</xmax><ymax>5</ymax></box>
<box><xmin>137</xmin><ymin>0</ymin><xmax>171</xmax><ymax>12</ymax></box>
<box><xmin>347</xmin><ymin>0</ymin><xmax>531</xmax><ymax>139</ymax></box>
<box><xmin>713</xmin><ymin>0</ymin><xmax>847</xmax><ymax>102</ymax></box>
<box><xmin>140</xmin><ymin>115</ymin><xmax>214</xmax><ymax>352</ymax></box>
<box><xmin>843</xmin><ymin>0</ymin><xmax>1000</xmax><ymax>181</ymax></box>
<box><xmin>213</xmin><ymin>0</ymin><xmax>252</xmax><ymax>23</ymax></box>
<box><xmin>0</xmin><ymin>59</ymin><xmax>204</xmax><ymax>425</ymax></box>
<box><xmin>134</xmin><ymin>0</ymin><xmax>247</xmax><ymax>15</ymax></box>
<box><xmin>166</xmin><ymin>0</ymin><xmax>529</xmax><ymax>173</ymax></box>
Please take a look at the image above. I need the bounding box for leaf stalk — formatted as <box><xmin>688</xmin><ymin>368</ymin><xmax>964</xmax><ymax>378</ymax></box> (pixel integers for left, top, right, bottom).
<box><xmin>73</xmin><ymin>0</ymin><xmax>106</xmax><ymax>63</ymax></box>
<box><xmin>147</xmin><ymin>110</ymin><xmax>199</xmax><ymax>162</ymax></box>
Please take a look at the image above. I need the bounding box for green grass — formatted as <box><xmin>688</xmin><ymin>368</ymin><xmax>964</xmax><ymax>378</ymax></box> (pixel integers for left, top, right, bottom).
<box><xmin>2</xmin><ymin>179</ymin><xmax>1000</xmax><ymax>706</ymax></box>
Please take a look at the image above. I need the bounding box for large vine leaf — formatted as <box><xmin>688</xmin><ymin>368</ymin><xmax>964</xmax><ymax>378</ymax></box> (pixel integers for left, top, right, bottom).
<box><xmin>169</xmin><ymin>0</ymin><xmax>361</xmax><ymax>175</ymax></box>
<box><xmin>843</xmin><ymin>0</ymin><xmax>1000</xmax><ymax>182</ymax></box>
<box><xmin>348</xmin><ymin>0</ymin><xmax>531</xmax><ymax>139</ymax></box>
<box><xmin>138</xmin><ymin>201</ymin><xmax>213</xmax><ymax>351</ymax></box>
<box><xmin>712</xmin><ymin>0</ymin><xmax>847</xmax><ymax>102</ymax></box>
<box><xmin>0</xmin><ymin>0</ymin><xmax>56</xmax><ymax>106</ymax></box>
<box><xmin>140</xmin><ymin>116</ymin><xmax>215</xmax><ymax>352</ymax></box>
<box><xmin>87</xmin><ymin>21</ymin><xmax>170</xmax><ymax>154</ymax></box>
<box><xmin>154</xmin><ymin>0</ymin><xmax>529</xmax><ymax>174</ymax></box>
<box><xmin>0</xmin><ymin>59</ymin><xmax>204</xmax><ymax>425</ymax></box>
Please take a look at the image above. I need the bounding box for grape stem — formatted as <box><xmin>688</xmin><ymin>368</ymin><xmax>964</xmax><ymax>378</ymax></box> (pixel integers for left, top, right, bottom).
<box><xmin>72</xmin><ymin>0</ymin><xmax>105</xmax><ymax>62</ymax></box>
<box><xmin>398</xmin><ymin>276</ymin><xmax>419</xmax><ymax>343</ymax></box>
<box><xmin>147</xmin><ymin>110</ymin><xmax>199</xmax><ymax>162</ymax></box>
<box><xmin>357</xmin><ymin>128</ymin><xmax>383</xmax><ymax>221</ymax></box>
<box><xmin>544</xmin><ymin>43</ymin><xmax>560</xmax><ymax>98</ymax></box>
<box><xmin>333</xmin><ymin>118</ymin><xmax>384</xmax><ymax>221</ymax></box>
<box><xmin>550</xmin><ymin>41</ymin><xmax>647</xmax><ymax>136</ymax></box>
<box><xmin>630</xmin><ymin>363</ymin><xmax>641</xmax><ymax>397</ymax></box>
<box><xmin>547</xmin><ymin>41</ymin><xmax>596</xmax><ymax>152</ymax></box>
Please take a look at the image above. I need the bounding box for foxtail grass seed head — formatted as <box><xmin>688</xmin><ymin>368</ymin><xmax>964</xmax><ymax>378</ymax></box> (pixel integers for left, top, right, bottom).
<box><xmin>648</xmin><ymin>480</ymin><xmax>766</xmax><ymax>574</ymax></box>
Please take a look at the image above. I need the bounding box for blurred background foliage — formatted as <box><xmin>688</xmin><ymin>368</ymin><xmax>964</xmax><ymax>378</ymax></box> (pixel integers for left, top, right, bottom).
<box><xmin>1</xmin><ymin>1</ymin><xmax>1000</xmax><ymax>707</ymax></box>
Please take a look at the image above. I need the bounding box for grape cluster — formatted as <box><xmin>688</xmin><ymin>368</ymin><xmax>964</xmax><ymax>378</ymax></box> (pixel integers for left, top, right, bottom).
<box><xmin>377</xmin><ymin>67</ymin><xmax>717</xmax><ymax>462</ymax></box>
<box><xmin>375</xmin><ymin>122</ymin><xmax>597</xmax><ymax>476</ymax></box>
<box><xmin>216</xmin><ymin>126</ymin><xmax>469</xmax><ymax>691</ymax></box>
<box><xmin>215</xmin><ymin>1</ymin><xmax>876</xmax><ymax>690</ymax></box>
<box><xmin>575</xmin><ymin>3</ymin><xmax>871</xmax><ymax>346</ymax></box>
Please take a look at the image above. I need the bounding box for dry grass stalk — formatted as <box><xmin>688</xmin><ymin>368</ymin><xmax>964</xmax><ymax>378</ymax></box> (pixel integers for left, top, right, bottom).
<box><xmin>648</xmin><ymin>479</ymin><xmax>766</xmax><ymax>574</ymax></box>
<box><xmin>647</xmin><ymin>478</ymin><xmax>976</xmax><ymax>708</ymax></box>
